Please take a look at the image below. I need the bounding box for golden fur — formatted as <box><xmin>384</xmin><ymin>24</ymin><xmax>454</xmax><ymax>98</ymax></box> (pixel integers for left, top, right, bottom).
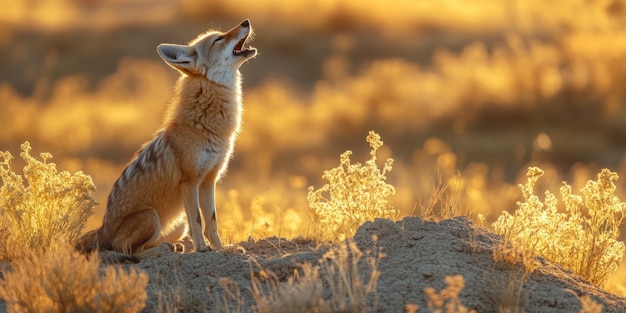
<box><xmin>76</xmin><ymin>20</ymin><xmax>257</xmax><ymax>261</ymax></box>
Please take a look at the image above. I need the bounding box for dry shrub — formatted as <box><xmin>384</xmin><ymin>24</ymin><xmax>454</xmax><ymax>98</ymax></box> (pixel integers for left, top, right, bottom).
<box><xmin>493</xmin><ymin>167</ymin><xmax>626</xmax><ymax>286</ymax></box>
<box><xmin>0</xmin><ymin>142</ymin><xmax>96</xmax><ymax>261</ymax></box>
<box><xmin>423</xmin><ymin>275</ymin><xmax>476</xmax><ymax>313</ymax></box>
<box><xmin>308</xmin><ymin>131</ymin><xmax>397</xmax><ymax>241</ymax></box>
<box><xmin>250</xmin><ymin>240</ymin><xmax>382</xmax><ymax>313</ymax></box>
<box><xmin>0</xmin><ymin>243</ymin><xmax>148</xmax><ymax>313</ymax></box>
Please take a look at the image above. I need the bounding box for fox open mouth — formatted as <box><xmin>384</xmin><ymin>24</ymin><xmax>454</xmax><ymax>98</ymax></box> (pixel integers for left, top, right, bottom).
<box><xmin>233</xmin><ymin>33</ymin><xmax>256</xmax><ymax>57</ymax></box>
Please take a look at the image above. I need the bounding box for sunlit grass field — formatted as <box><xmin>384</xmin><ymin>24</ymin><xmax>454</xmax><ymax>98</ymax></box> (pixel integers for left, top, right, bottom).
<box><xmin>3</xmin><ymin>0</ymin><xmax>626</xmax><ymax>295</ymax></box>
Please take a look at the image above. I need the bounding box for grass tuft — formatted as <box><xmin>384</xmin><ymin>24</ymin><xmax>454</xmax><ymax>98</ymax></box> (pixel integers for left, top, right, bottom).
<box><xmin>491</xmin><ymin>239</ymin><xmax>538</xmax><ymax>313</ymax></box>
<box><xmin>250</xmin><ymin>240</ymin><xmax>382</xmax><ymax>313</ymax></box>
<box><xmin>0</xmin><ymin>242</ymin><xmax>148</xmax><ymax>313</ymax></box>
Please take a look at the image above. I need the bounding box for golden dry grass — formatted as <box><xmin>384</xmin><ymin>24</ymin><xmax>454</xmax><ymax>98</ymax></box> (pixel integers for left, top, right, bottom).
<box><xmin>422</xmin><ymin>275</ymin><xmax>476</xmax><ymax>313</ymax></box>
<box><xmin>249</xmin><ymin>240</ymin><xmax>382</xmax><ymax>313</ymax></box>
<box><xmin>0</xmin><ymin>243</ymin><xmax>148</xmax><ymax>313</ymax></box>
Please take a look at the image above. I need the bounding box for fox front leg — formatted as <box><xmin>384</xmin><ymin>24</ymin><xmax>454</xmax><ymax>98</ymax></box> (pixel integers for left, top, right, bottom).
<box><xmin>200</xmin><ymin>180</ymin><xmax>223</xmax><ymax>251</ymax></box>
<box><xmin>181</xmin><ymin>182</ymin><xmax>210</xmax><ymax>252</ymax></box>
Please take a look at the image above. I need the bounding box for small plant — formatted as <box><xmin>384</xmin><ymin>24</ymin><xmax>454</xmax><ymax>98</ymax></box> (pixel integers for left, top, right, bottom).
<box><xmin>151</xmin><ymin>267</ymin><xmax>209</xmax><ymax>313</ymax></box>
<box><xmin>416</xmin><ymin>172</ymin><xmax>468</xmax><ymax>222</ymax></box>
<box><xmin>251</xmin><ymin>263</ymin><xmax>325</xmax><ymax>313</ymax></box>
<box><xmin>491</xmin><ymin>240</ymin><xmax>537</xmax><ymax>313</ymax></box>
<box><xmin>492</xmin><ymin>272</ymin><xmax>527</xmax><ymax>313</ymax></box>
<box><xmin>318</xmin><ymin>240</ymin><xmax>382</xmax><ymax>312</ymax></box>
<box><xmin>423</xmin><ymin>275</ymin><xmax>476</xmax><ymax>313</ymax></box>
<box><xmin>492</xmin><ymin>240</ymin><xmax>538</xmax><ymax>273</ymax></box>
<box><xmin>0</xmin><ymin>142</ymin><xmax>96</xmax><ymax>261</ymax></box>
<box><xmin>493</xmin><ymin>167</ymin><xmax>626</xmax><ymax>286</ymax></box>
<box><xmin>250</xmin><ymin>240</ymin><xmax>382</xmax><ymax>313</ymax></box>
<box><xmin>308</xmin><ymin>131</ymin><xmax>397</xmax><ymax>241</ymax></box>
<box><xmin>0</xmin><ymin>243</ymin><xmax>148</xmax><ymax>313</ymax></box>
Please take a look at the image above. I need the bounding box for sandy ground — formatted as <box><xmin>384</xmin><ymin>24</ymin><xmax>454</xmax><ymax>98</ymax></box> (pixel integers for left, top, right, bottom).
<box><xmin>130</xmin><ymin>217</ymin><xmax>626</xmax><ymax>312</ymax></box>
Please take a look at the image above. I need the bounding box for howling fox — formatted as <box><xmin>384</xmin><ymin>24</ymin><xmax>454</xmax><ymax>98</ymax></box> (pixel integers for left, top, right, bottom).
<box><xmin>76</xmin><ymin>20</ymin><xmax>257</xmax><ymax>261</ymax></box>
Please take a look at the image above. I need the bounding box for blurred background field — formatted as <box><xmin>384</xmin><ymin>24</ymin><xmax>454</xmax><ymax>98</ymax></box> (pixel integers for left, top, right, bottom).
<box><xmin>2</xmin><ymin>0</ymin><xmax>626</xmax><ymax>290</ymax></box>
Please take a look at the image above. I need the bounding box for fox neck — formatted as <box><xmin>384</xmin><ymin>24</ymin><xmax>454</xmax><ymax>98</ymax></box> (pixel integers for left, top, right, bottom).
<box><xmin>206</xmin><ymin>67</ymin><xmax>243</xmax><ymax>90</ymax></box>
<box><xmin>163</xmin><ymin>74</ymin><xmax>242</xmax><ymax>135</ymax></box>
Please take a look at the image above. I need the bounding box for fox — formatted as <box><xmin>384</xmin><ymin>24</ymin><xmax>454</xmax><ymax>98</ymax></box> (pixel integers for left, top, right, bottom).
<box><xmin>76</xmin><ymin>19</ymin><xmax>257</xmax><ymax>262</ymax></box>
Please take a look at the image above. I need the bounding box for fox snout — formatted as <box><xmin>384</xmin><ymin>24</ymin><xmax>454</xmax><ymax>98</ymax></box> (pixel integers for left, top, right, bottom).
<box><xmin>227</xmin><ymin>19</ymin><xmax>257</xmax><ymax>59</ymax></box>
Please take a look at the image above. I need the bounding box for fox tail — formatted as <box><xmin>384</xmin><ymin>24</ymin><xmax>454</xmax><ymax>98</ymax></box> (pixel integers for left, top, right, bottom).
<box><xmin>75</xmin><ymin>229</ymin><xmax>99</xmax><ymax>254</ymax></box>
<box><xmin>75</xmin><ymin>230</ymin><xmax>139</xmax><ymax>264</ymax></box>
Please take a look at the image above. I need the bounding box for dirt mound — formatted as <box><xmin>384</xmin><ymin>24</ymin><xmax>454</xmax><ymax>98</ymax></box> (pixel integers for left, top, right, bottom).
<box><xmin>132</xmin><ymin>216</ymin><xmax>626</xmax><ymax>312</ymax></box>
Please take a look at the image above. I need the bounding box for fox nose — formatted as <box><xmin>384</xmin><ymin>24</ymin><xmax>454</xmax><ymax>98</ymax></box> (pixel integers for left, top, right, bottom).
<box><xmin>241</xmin><ymin>19</ymin><xmax>250</xmax><ymax>27</ymax></box>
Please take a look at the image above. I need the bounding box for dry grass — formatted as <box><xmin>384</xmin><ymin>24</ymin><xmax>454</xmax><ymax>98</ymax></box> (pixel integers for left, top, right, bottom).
<box><xmin>250</xmin><ymin>264</ymin><xmax>326</xmax><ymax>313</ymax></box>
<box><xmin>415</xmin><ymin>172</ymin><xmax>470</xmax><ymax>222</ymax></box>
<box><xmin>211</xmin><ymin>278</ymin><xmax>247</xmax><ymax>313</ymax></box>
<box><xmin>422</xmin><ymin>275</ymin><xmax>476</xmax><ymax>313</ymax></box>
<box><xmin>249</xmin><ymin>241</ymin><xmax>382</xmax><ymax>313</ymax></box>
<box><xmin>493</xmin><ymin>167</ymin><xmax>626</xmax><ymax>286</ymax></box>
<box><xmin>152</xmin><ymin>277</ymin><xmax>209</xmax><ymax>313</ymax></box>
<box><xmin>492</xmin><ymin>271</ymin><xmax>527</xmax><ymax>313</ymax></box>
<box><xmin>492</xmin><ymin>240</ymin><xmax>539</xmax><ymax>273</ymax></box>
<box><xmin>0</xmin><ymin>142</ymin><xmax>96</xmax><ymax>261</ymax></box>
<box><xmin>490</xmin><ymin>237</ymin><xmax>540</xmax><ymax>313</ymax></box>
<box><xmin>0</xmin><ymin>243</ymin><xmax>148</xmax><ymax>313</ymax></box>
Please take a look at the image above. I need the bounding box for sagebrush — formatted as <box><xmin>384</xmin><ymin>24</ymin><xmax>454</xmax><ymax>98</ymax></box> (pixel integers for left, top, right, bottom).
<box><xmin>493</xmin><ymin>167</ymin><xmax>626</xmax><ymax>286</ymax></box>
<box><xmin>0</xmin><ymin>142</ymin><xmax>96</xmax><ymax>261</ymax></box>
<box><xmin>308</xmin><ymin>131</ymin><xmax>397</xmax><ymax>241</ymax></box>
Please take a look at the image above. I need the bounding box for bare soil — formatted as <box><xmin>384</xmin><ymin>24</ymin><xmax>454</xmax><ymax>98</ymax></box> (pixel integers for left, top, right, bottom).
<box><xmin>133</xmin><ymin>217</ymin><xmax>626</xmax><ymax>312</ymax></box>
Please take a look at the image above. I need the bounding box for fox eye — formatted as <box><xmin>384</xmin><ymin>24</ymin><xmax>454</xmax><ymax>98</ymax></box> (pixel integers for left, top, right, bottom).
<box><xmin>210</xmin><ymin>36</ymin><xmax>224</xmax><ymax>48</ymax></box>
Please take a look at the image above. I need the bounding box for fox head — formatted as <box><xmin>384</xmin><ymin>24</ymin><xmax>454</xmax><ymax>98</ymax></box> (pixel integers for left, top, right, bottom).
<box><xmin>157</xmin><ymin>19</ymin><xmax>257</xmax><ymax>84</ymax></box>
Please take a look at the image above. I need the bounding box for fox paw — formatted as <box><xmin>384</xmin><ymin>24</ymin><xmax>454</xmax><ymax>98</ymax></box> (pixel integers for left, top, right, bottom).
<box><xmin>173</xmin><ymin>241</ymin><xmax>185</xmax><ymax>253</ymax></box>
<box><xmin>156</xmin><ymin>243</ymin><xmax>176</xmax><ymax>255</ymax></box>
<box><xmin>196</xmin><ymin>245</ymin><xmax>211</xmax><ymax>253</ymax></box>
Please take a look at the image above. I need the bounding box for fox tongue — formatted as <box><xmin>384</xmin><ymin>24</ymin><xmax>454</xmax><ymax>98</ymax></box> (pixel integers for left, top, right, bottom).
<box><xmin>233</xmin><ymin>39</ymin><xmax>255</xmax><ymax>56</ymax></box>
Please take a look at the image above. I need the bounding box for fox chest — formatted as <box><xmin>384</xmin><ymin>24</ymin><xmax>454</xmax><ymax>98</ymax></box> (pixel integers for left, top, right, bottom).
<box><xmin>190</xmin><ymin>141</ymin><xmax>232</xmax><ymax>175</ymax></box>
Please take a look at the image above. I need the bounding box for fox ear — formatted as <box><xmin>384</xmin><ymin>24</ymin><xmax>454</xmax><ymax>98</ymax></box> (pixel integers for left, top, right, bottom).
<box><xmin>157</xmin><ymin>44</ymin><xmax>198</xmax><ymax>74</ymax></box>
